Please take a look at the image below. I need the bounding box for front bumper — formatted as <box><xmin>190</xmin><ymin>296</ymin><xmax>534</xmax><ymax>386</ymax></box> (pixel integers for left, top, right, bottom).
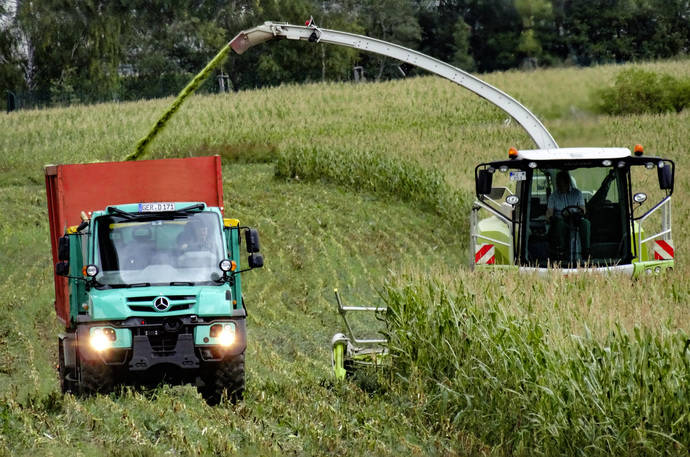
<box><xmin>77</xmin><ymin>316</ymin><xmax>247</xmax><ymax>371</ymax></box>
<box><xmin>475</xmin><ymin>259</ymin><xmax>673</xmax><ymax>278</ymax></box>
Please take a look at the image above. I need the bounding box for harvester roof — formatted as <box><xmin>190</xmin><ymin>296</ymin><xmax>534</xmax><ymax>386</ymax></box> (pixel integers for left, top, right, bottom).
<box><xmin>515</xmin><ymin>147</ymin><xmax>631</xmax><ymax>161</ymax></box>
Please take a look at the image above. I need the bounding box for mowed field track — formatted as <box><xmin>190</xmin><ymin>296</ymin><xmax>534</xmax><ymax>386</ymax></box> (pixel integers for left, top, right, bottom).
<box><xmin>0</xmin><ymin>58</ymin><xmax>689</xmax><ymax>456</ymax></box>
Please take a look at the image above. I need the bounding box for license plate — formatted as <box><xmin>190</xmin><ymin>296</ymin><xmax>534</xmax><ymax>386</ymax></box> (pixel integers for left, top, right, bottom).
<box><xmin>139</xmin><ymin>202</ymin><xmax>176</xmax><ymax>212</ymax></box>
<box><xmin>510</xmin><ymin>171</ymin><xmax>526</xmax><ymax>181</ymax></box>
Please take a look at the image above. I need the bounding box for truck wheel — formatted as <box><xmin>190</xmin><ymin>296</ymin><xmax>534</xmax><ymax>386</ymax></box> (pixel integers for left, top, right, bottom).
<box><xmin>58</xmin><ymin>340</ymin><xmax>77</xmax><ymax>394</ymax></box>
<box><xmin>200</xmin><ymin>353</ymin><xmax>245</xmax><ymax>405</ymax></box>
<box><xmin>78</xmin><ymin>352</ymin><xmax>115</xmax><ymax>395</ymax></box>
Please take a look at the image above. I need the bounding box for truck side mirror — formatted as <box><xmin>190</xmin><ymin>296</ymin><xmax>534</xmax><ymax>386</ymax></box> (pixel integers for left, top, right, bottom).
<box><xmin>58</xmin><ymin>236</ymin><xmax>70</xmax><ymax>261</ymax></box>
<box><xmin>245</xmin><ymin>229</ymin><xmax>260</xmax><ymax>253</ymax></box>
<box><xmin>476</xmin><ymin>169</ymin><xmax>493</xmax><ymax>195</ymax></box>
<box><xmin>56</xmin><ymin>261</ymin><xmax>69</xmax><ymax>276</ymax></box>
<box><xmin>248</xmin><ymin>253</ymin><xmax>264</xmax><ymax>269</ymax></box>
<box><xmin>658</xmin><ymin>164</ymin><xmax>673</xmax><ymax>190</ymax></box>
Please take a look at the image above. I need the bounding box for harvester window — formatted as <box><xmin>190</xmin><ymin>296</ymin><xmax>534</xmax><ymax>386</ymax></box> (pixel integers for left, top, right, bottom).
<box><xmin>525</xmin><ymin>166</ymin><xmax>627</xmax><ymax>267</ymax></box>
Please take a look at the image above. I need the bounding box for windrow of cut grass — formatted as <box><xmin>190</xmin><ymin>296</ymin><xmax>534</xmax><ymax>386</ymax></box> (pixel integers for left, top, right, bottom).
<box><xmin>383</xmin><ymin>274</ymin><xmax>690</xmax><ymax>456</ymax></box>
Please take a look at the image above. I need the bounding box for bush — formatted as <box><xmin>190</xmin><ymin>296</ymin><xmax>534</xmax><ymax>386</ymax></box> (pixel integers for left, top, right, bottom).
<box><xmin>594</xmin><ymin>69</ymin><xmax>690</xmax><ymax>115</ymax></box>
<box><xmin>383</xmin><ymin>278</ymin><xmax>690</xmax><ymax>456</ymax></box>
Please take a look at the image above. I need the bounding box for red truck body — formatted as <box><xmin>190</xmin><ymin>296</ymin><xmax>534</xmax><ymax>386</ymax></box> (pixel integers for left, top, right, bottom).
<box><xmin>45</xmin><ymin>156</ymin><xmax>224</xmax><ymax>325</ymax></box>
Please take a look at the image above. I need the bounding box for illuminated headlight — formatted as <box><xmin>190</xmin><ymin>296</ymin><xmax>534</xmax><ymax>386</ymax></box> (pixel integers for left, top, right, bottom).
<box><xmin>90</xmin><ymin>327</ymin><xmax>116</xmax><ymax>352</ymax></box>
<box><xmin>654</xmin><ymin>266</ymin><xmax>661</xmax><ymax>274</ymax></box>
<box><xmin>210</xmin><ymin>323</ymin><xmax>235</xmax><ymax>347</ymax></box>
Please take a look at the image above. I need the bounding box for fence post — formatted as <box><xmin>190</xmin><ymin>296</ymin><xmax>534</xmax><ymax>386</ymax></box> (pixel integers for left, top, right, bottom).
<box><xmin>6</xmin><ymin>91</ymin><xmax>16</xmax><ymax>113</ymax></box>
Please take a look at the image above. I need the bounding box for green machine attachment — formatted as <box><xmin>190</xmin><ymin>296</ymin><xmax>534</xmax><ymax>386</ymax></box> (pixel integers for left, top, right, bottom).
<box><xmin>330</xmin><ymin>289</ymin><xmax>388</xmax><ymax>380</ymax></box>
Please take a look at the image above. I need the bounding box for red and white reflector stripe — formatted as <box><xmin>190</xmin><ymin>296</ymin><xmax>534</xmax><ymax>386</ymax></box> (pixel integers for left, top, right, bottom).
<box><xmin>475</xmin><ymin>243</ymin><xmax>495</xmax><ymax>265</ymax></box>
<box><xmin>653</xmin><ymin>240</ymin><xmax>674</xmax><ymax>260</ymax></box>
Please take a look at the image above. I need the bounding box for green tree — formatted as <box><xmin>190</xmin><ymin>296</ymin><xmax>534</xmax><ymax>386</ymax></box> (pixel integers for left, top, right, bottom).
<box><xmin>119</xmin><ymin>0</ymin><xmax>228</xmax><ymax>99</ymax></box>
<box><xmin>0</xmin><ymin>2</ymin><xmax>25</xmax><ymax>94</ymax></box>
<box><xmin>359</xmin><ymin>0</ymin><xmax>422</xmax><ymax>80</ymax></box>
<box><xmin>561</xmin><ymin>0</ymin><xmax>689</xmax><ymax>65</ymax></box>
<box><xmin>416</xmin><ymin>0</ymin><xmax>465</xmax><ymax>64</ymax></box>
<box><xmin>451</xmin><ymin>17</ymin><xmax>474</xmax><ymax>71</ymax></box>
<box><xmin>464</xmin><ymin>0</ymin><xmax>522</xmax><ymax>71</ymax></box>
<box><xmin>16</xmin><ymin>0</ymin><xmax>130</xmax><ymax>102</ymax></box>
<box><xmin>213</xmin><ymin>0</ymin><xmax>362</xmax><ymax>90</ymax></box>
<box><xmin>515</xmin><ymin>0</ymin><xmax>552</xmax><ymax>67</ymax></box>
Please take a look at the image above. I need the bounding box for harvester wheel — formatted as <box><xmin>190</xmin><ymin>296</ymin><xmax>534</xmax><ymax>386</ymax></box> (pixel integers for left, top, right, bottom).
<box><xmin>58</xmin><ymin>340</ymin><xmax>77</xmax><ymax>394</ymax></box>
<box><xmin>78</xmin><ymin>352</ymin><xmax>115</xmax><ymax>395</ymax></box>
<box><xmin>200</xmin><ymin>353</ymin><xmax>245</xmax><ymax>405</ymax></box>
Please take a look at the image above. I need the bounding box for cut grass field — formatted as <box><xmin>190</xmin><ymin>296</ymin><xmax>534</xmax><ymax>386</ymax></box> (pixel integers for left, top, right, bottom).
<box><xmin>1</xmin><ymin>57</ymin><xmax>689</xmax><ymax>455</ymax></box>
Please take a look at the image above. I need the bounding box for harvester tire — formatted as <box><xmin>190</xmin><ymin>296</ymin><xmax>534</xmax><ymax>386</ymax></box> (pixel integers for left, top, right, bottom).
<box><xmin>78</xmin><ymin>352</ymin><xmax>115</xmax><ymax>395</ymax></box>
<box><xmin>200</xmin><ymin>353</ymin><xmax>245</xmax><ymax>405</ymax></box>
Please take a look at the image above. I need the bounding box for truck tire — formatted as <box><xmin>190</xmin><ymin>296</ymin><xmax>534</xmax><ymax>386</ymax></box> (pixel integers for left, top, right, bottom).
<box><xmin>58</xmin><ymin>340</ymin><xmax>77</xmax><ymax>394</ymax></box>
<box><xmin>78</xmin><ymin>351</ymin><xmax>115</xmax><ymax>395</ymax></box>
<box><xmin>200</xmin><ymin>353</ymin><xmax>245</xmax><ymax>405</ymax></box>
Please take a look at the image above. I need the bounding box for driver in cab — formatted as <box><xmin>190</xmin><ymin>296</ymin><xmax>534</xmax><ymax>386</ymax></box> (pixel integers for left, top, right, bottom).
<box><xmin>546</xmin><ymin>170</ymin><xmax>590</xmax><ymax>260</ymax></box>
<box><xmin>178</xmin><ymin>218</ymin><xmax>216</xmax><ymax>253</ymax></box>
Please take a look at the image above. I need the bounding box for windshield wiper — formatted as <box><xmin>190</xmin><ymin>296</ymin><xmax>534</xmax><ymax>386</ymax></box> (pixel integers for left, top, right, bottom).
<box><xmin>96</xmin><ymin>282</ymin><xmax>150</xmax><ymax>289</ymax></box>
<box><xmin>176</xmin><ymin>203</ymin><xmax>205</xmax><ymax>213</ymax></box>
<box><xmin>170</xmin><ymin>281</ymin><xmax>195</xmax><ymax>286</ymax></box>
<box><xmin>107</xmin><ymin>203</ymin><xmax>204</xmax><ymax>222</ymax></box>
<box><xmin>107</xmin><ymin>206</ymin><xmax>136</xmax><ymax>220</ymax></box>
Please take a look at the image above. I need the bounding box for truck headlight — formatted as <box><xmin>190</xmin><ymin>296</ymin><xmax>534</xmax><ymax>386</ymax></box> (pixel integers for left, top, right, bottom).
<box><xmin>90</xmin><ymin>327</ymin><xmax>116</xmax><ymax>352</ymax></box>
<box><xmin>219</xmin><ymin>259</ymin><xmax>236</xmax><ymax>272</ymax></box>
<box><xmin>83</xmin><ymin>264</ymin><xmax>99</xmax><ymax>277</ymax></box>
<box><xmin>210</xmin><ymin>323</ymin><xmax>235</xmax><ymax>347</ymax></box>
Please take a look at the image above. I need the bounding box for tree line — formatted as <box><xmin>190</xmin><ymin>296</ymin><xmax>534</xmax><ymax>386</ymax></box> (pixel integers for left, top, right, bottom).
<box><xmin>1</xmin><ymin>0</ymin><xmax>689</xmax><ymax>108</ymax></box>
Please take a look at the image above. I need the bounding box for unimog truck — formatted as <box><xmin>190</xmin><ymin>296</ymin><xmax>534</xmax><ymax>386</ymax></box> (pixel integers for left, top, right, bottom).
<box><xmin>46</xmin><ymin>156</ymin><xmax>263</xmax><ymax>403</ymax></box>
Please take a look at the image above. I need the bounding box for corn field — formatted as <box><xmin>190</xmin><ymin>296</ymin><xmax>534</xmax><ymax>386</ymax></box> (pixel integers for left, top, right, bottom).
<box><xmin>0</xmin><ymin>58</ymin><xmax>689</xmax><ymax>455</ymax></box>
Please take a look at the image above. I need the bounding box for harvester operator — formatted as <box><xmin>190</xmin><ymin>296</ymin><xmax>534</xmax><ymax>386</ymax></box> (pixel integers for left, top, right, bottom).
<box><xmin>546</xmin><ymin>170</ymin><xmax>591</xmax><ymax>260</ymax></box>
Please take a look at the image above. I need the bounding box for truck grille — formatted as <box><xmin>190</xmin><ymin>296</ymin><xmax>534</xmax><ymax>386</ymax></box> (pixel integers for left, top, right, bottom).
<box><xmin>126</xmin><ymin>295</ymin><xmax>196</xmax><ymax>313</ymax></box>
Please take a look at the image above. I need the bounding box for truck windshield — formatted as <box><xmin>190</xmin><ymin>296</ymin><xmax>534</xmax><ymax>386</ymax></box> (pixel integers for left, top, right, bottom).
<box><xmin>524</xmin><ymin>165</ymin><xmax>629</xmax><ymax>266</ymax></box>
<box><xmin>94</xmin><ymin>212</ymin><xmax>225</xmax><ymax>286</ymax></box>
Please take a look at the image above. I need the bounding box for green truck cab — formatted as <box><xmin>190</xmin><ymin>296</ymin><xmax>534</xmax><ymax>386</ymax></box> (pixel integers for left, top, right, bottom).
<box><xmin>46</xmin><ymin>157</ymin><xmax>262</xmax><ymax>403</ymax></box>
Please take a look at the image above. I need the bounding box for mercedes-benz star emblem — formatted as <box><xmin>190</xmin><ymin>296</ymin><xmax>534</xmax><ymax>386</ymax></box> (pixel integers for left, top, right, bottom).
<box><xmin>153</xmin><ymin>296</ymin><xmax>170</xmax><ymax>312</ymax></box>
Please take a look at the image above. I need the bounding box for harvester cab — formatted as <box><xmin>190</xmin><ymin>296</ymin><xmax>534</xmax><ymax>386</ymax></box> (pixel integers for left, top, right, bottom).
<box><xmin>470</xmin><ymin>146</ymin><xmax>674</xmax><ymax>276</ymax></box>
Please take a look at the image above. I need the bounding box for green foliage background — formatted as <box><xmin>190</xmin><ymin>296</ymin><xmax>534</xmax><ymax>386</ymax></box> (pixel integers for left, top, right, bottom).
<box><xmin>595</xmin><ymin>69</ymin><xmax>690</xmax><ymax>115</ymax></box>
